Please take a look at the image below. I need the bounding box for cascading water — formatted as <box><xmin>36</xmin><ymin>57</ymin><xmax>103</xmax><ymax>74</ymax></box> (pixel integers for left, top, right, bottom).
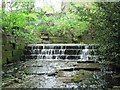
<box><xmin>3</xmin><ymin>44</ymin><xmax>100</xmax><ymax>88</ymax></box>
<box><xmin>24</xmin><ymin>44</ymin><xmax>98</xmax><ymax>61</ymax></box>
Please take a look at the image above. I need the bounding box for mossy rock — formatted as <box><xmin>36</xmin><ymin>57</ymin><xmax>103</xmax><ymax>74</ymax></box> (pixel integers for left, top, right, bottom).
<box><xmin>12</xmin><ymin>50</ymin><xmax>23</xmax><ymax>61</ymax></box>
<box><xmin>7</xmin><ymin>57</ymin><xmax>13</xmax><ymax>63</ymax></box>
<box><xmin>2</xmin><ymin>57</ymin><xmax>7</xmax><ymax>65</ymax></box>
<box><xmin>12</xmin><ymin>56</ymin><xmax>20</xmax><ymax>62</ymax></box>
<box><xmin>76</xmin><ymin>63</ymin><xmax>101</xmax><ymax>69</ymax></box>
<box><xmin>2</xmin><ymin>44</ymin><xmax>13</xmax><ymax>51</ymax></box>
<box><xmin>2</xmin><ymin>35</ymin><xmax>7</xmax><ymax>45</ymax></box>
<box><xmin>12</xmin><ymin>50</ymin><xmax>23</xmax><ymax>56</ymax></box>
<box><xmin>2</xmin><ymin>51</ymin><xmax>12</xmax><ymax>62</ymax></box>
<box><xmin>5</xmin><ymin>51</ymin><xmax>12</xmax><ymax>57</ymax></box>
<box><xmin>57</xmin><ymin>77</ymin><xmax>72</xmax><ymax>83</ymax></box>
<box><xmin>2</xmin><ymin>50</ymin><xmax>6</xmax><ymax>57</ymax></box>
<box><xmin>0</xmin><ymin>59</ymin><xmax>2</xmax><ymax>65</ymax></box>
<box><xmin>16</xmin><ymin>43</ymin><xmax>25</xmax><ymax>50</ymax></box>
<box><xmin>2</xmin><ymin>51</ymin><xmax>7</xmax><ymax>64</ymax></box>
<box><xmin>2</xmin><ymin>51</ymin><xmax>12</xmax><ymax>64</ymax></box>
<box><xmin>71</xmin><ymin>70</ymin><xmax>93</xmax><ymax>83</ymax></box>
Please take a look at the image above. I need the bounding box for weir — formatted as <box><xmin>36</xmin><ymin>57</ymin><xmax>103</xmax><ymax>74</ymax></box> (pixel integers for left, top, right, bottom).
<box><xmin>23</xmin><ymin>44</ymin><xmax>98</xmax><ymax>61</ymax></box>
<box><xmin>3</xmin><ymin>44</ymin><xmax>101</xmax><ymax>88</ymax></box>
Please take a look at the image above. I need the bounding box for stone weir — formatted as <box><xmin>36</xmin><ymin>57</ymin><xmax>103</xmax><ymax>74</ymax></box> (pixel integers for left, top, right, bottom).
<box><xmin>23</xmin><ymin>44</ymin><xmax>98</xmax><ymax>61</ymax></box>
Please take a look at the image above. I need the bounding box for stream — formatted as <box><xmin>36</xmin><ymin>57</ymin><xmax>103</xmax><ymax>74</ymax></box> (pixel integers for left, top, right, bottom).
<box><xmin>2</xmin><ymin>44</ymin><xmax>113</xmax><ymax>89</ymax></box>
<box><xmin>2</xmin><ymin>59</ymin><xmax>81</xmax><ymax>88</ymax></box>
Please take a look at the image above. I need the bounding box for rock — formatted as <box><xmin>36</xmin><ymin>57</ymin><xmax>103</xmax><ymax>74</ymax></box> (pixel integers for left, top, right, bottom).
<box><xmin>74</xmin><ymin>63</ymin><xmax>101</xmax><ymax>71</ymax></box>
<box><xmin>71</xmin><ymin>70</ymin><xmax>93</xmax><ymax>83</ymax></box>
<box><xmin>14</xmin><ymin>78</ymin><xmax>23</xmax><ymax>83</ymax></box>
<box><xmin>57</xmin><ymin>77</ymin><xmax>72</xmax><ymax>83</ymax></box>
<box><xmin>112</xmin><ymin>74</ymin><xmax>120</xmax><ymax>86</ymax></box>
<box><xmin>2</xmin><ymin>79</ymin><xmax>15</xmax><ymax>87</ymax></box>
<box><xmin>56</xmin><ymin>71</ymin><xmax>64</xmax><ymax>77</ymax></box>
<box><xmin>48</xmin><ymin>72</ymin><xmax>58</xmax><ymax>76</ymax></box>
<box><xmin>25</xmin><ymin>65</ymin><xmax>43</xmax><ymax>67</ymax></box>
<box><xmin>77</xmin><ymin>61</ymin><xmax>96</xmax><ymax>63</ymax></box>
<box><xmin>58</xmin><ymin>66</ymin><xmax>100</xmax><ymax>71</ymax></box>
<box><xmin>113</xmin><ymin>86</ymin><xmax>120</xmax><ymax>89</ymax></box>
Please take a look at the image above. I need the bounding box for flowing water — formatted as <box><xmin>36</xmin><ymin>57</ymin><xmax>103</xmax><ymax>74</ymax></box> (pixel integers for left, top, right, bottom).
<box><xmin>2</xmin><ymin>44</ymin><xmax>99</xmax><ymax>89</ymax></box>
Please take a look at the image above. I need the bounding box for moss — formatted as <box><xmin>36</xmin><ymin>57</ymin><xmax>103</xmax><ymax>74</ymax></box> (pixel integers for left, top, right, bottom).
<box><xmin>80</xmin><ymin>42</ymin><xmax>85</xmax><ymax>44</ymax></box>
<box><xmin>3</xmin><ymin>44</ymin><xmax>13</xmax><ymax>51</ymax></box>
<box><xmin>12</xmin><ymin>50</ymin><xmax>23</xmax><ymax>62</ymax></box>
<box><xmin>71</xmin><ymin>70</ymin><xmax>93</xmax><ymax>83</ymax></box>
<box><xmin>2</xmin><ymin>51</ymin><xmax>12</xmax><ymax>63</ymax></box>
<box><xmin>2</xmin><ymin>48</ymin><xmax>24</xmax><ymax>65</ymax></box>
<box><xmin>76</xmin><ymin>63</ymin><xmax>101</xmax><ymax>69</ymax></box>
<box><xmin>16</xmin><ymin>43</ymin><xmax>25</xmax><ymax>50</ymax></box>
<box><xmin>2</xmin><ymin>57</ymin><xmax>7</xmax><ymax>65</ymax></box>
<box><xmin>0</xmin><ymin>59</ymin><xmax>2</xmax><ymax>65</ymax></box>
<box><xmin>7</xmin><ymin>57</ymin><xmax>13</xmax><ymax>63</ymax></box>
<box><xmin>12</xmin><ymin>56</ymin><xmax>20</xmax><ymax>62</ymax></box>
<box><xmin>12</xmin><ymin>50</ymin><xmax>23</xmax><ymax>56</ymax></box>
<box><xmin>6</xmin><ymin>51</ymin><xmax>12</xmax><ymax>57</ymax></box>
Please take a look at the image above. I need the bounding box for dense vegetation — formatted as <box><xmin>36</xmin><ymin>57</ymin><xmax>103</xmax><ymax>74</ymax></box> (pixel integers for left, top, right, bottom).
<box><xmin>73</xmin><ymin>2</ymin><xmax>120</xmax><ymax>66</ymax></box>
<box><xmin>1</xmin><ymin>1</ymin><xmax>40</xmax><ymax>43</ymax></box>
<box><xmin>1</xmin><ymin>1</ymin><xmax>119</xmax><ymax>66</ymax></box>
<box><xmin>1</xmin><ymin>1</ymin><xmax>120</xmax><ymax>89</ymax></box>
<box><xmin>91</xmin><ymin>2</ymin><xmax>120</xmax><ymax>65</ymax></box>
<box><xmin>95</xmin><ymin>2</ymin><xmax>120</xmax><ymax>65</ymax></box>
<box><xmin>1</xmin><ymin>1</ymin><xmax>90</xmax><ymax>44</ymax></box>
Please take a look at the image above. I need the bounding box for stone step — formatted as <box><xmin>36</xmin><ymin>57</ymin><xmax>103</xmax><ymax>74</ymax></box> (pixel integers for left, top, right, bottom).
<box><xmin>24</xmin><ymin>54</ymin><xmax>97</xmax><ymax>60</ymax></box>
<box><xmin>74</xmin><ymin>63</ymin><xmax>101</xmax><ymax>69</ymax></box>
<box><xmin>41</xmin><ymin>36</ymin><xmax>49</xmax><ymax>39</ymax></box>
<box><xmin>57</xmin><ymin>63</ymin><xmax>101</xmax><ymax>72</ymax></box>
<box><xmin>23</xmin><ymin>44</ymin><xmax>98</xmax><ymax>60</ymax></box>
<box><xmin>23</xmin><ymin>55</ymin><xmax>81</xmax><ymax>59</ymax></box>
<box><xmin>41</xmin><ymin>40</ymin><xmax>50</xmax><ymax>44</ymax></box>
<box><xmin>112</xmin><ymin>86</ymin><xmax>120</xmax><ymax>89</ymax></box>
<box><xmin>23</xmin><ymin>49</ymin><xmax>97</xmax><ymax>55</ymax></box>
<box><xmin>25</xmin><ymin>45</ymin><xmax>97</xmax><ymax>49</ymax></box>
<box><xmin>77</xmin><ymin>60</ymin><xmax>97</xmax><ymax>63</ymax></box>
<box><xmin>25</xmin><ymin>70</ymin><xmax>57</xmax><ymax>76</ymax></box>
<box><xmin>58</xmin><ymin>66</ymin><xmax>101</xmax><ymax>71</ymax></box>
<box><xmin>41</xmin><ymin>38</ymin><xmax>49</xmax><ymax>41</ymax></box>
<box><xmin>40</xmin><ymin>32</ymin><xmax>49</xmax><ymax>36</ymax></box>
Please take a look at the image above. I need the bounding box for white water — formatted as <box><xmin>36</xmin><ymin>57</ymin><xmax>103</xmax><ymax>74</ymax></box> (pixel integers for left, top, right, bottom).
<box><xmin>25</xmin><ymin>44</ymin><xmax>98</xmax><ymax>61</ymax></box>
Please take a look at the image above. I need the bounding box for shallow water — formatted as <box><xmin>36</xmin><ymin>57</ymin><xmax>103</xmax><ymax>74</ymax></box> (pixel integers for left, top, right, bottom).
<box><xmin>2</xmin><ymin>59</ymin><xmax>79</xmax><ymax>88</ymax></box>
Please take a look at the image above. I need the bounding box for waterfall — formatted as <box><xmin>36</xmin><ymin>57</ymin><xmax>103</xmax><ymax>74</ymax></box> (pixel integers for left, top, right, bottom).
<box><xmin>24</xmin><ymin>44</ymin><xmax>98</xmax><ymax>61</ymax></box>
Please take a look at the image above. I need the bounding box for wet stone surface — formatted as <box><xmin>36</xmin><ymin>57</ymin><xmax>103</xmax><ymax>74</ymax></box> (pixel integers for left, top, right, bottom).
<box><xmin>2</xmin><ymin>59</ymin><xmax>80</xmax><ymax>88</ymax></box>
<box><xmin>2</xmin><ymin>59</ymin><xmax>116</xmax><ymax>89</ymax></box>
<box><xmin>2</xmin><ymin>44</ymin><xmax>119</xmax><ymax>89</ymax></box>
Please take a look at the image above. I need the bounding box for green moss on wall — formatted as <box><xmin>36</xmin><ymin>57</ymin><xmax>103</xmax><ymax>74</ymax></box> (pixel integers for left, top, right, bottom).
<box><xmin>2</xmin><ymin>34</ymin><xmax>25</xmax><ymax>65</ymax></box>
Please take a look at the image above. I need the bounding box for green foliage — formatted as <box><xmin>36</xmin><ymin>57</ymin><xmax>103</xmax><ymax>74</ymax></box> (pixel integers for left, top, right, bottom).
<box><xmin>1</xmin><ymin>2</ymin><xmax>91</xmax><ymax>44</ymax></box>
<box><xmin>76</xmin><ymin>2</ymin><xmax>120</xmax><ymax>64</ymax></box>
<box><xmin>46</xmin><ymin>12</ymin><xmax>89</xmax><ymax>34</ymax></box>
<box><xmin>92</xmin><ymin>2</ymin><xmax>120</xmax><ymax>64</ymax></box>
<box><xmin>1</xmin><ymin>1</ymin><xmax>39</xmax><ymax>43</ymax></box>
<box><xmin>73</xmin><ymin>2</ymin><xmax>120</xmax><ymax>64</ymax></box>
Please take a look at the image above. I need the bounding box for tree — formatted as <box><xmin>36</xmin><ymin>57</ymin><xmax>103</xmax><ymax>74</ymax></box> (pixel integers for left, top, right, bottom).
<box><xmin>93</xmin><ymin>2</ymin><xmax>120</xmax><ymax>65</ymax></box>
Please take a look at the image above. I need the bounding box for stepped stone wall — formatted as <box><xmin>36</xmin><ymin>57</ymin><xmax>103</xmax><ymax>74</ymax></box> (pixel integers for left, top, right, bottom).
<box><xmin>2</xmin><ymin>30</ymin><xmax>93</xmax><ymax>64</ymax></box>
<box><xmin>40</xmin><ymin>31</ymin><xmax>73</xmax><ymax>44</ymax></box>
<box><xmin>41</xmin><ymin>31</ymin><xmax>92</xmax><ymax>44</ymax></box>
<box><xmin>2</xmin><ymin>33</ymin><xmax>25</xmax><ymax>65</ymax></box>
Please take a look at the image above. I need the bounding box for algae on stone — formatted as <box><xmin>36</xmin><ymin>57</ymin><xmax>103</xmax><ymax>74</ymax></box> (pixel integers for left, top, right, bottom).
<box><xmin>71</xmin><ymin>70</ymin><xmax>93</xmax><ymax>83</ymax></box>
